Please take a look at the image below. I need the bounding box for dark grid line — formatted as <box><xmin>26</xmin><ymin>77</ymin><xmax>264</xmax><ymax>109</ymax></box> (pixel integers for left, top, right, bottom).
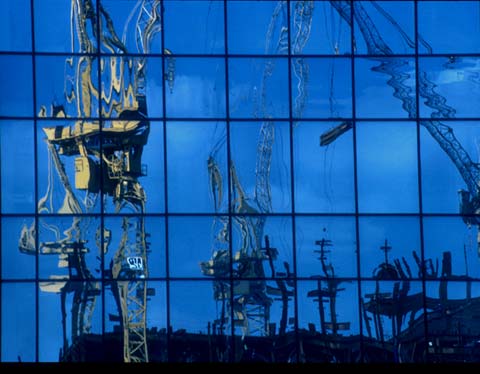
<box><xmin>10</xmin><ymin>116</ymin><xmax>480</xmax><ymax>123</ymax></box>
<box><xmin>8</xmin><ymin>116</ymin><xmax>480</xmax><ymax>123</ymax></box>
<box><xmin>5</xmin><ymin>49</ymin><xmax>480</xmax><ymax>59</ymax></box>
<box><xmin>29</xmin><ymin>0</ymin><xmax>40</xmax><ymax>363</ymax></box>
<box><xmin>95</xmin><ymin>0</ymin><xmax>108</xmax><ymax>362</ymax></box>
<box><xmin>4</xmin><ymin>275</ymin><xmax>480</xmax><ymax>284</ymax></box>
<box><xmin>0</xmin><ymin>74</ymin><xmax>2</xmax><ymax>362</ymax></box>
<box><xmin>286</xmin><ymin>0</ymin><xmax>300</xmax><ymax>364</ymax></box>
<box><xmin>160</xmin><ymin>0</ymin><xmax>171</xmax><ymax>363</ymax></box>
<box><xmin>3</xmin><ymin>212</ymin><xmax>480</xmax><ymax>218</ymax></box>
<box><xmin>2</xmin><ymin>0</ymin><xmax>480</xmax><ymax>364</ymax></box>
<box><xmin>0</xmin><ymin>70</ymin><xmax>2</xmax><ymax>364</ymax></box>
<box><xmin>350</xmin><ymin>0</ymin><xmax>365</xmax><ymax>363</ymax></box>
<box><xmin>224</xmin><ymin>0</ymin><xmax>235</xmax><ymax>362</ymax></box>
<box><xmin>414</xmin><ymin>0</ymin><xmax>430</xmax><ymax>363</ymax></box>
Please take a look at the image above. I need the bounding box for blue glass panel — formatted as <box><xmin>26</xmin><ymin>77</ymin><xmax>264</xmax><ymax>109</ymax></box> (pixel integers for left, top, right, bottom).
<box><xmin>0</xmin><ymin>56</ymin><xmax>33</xmax><ymax>117</ymax></box>
<box><xmin>1</xmin><ymin>282</ymin><xmax>36</xmax><ymax>362</ymax></box>
<box><xmin>165</xmin><ymin>0</ymin><xmax>224</xmax><ymax>54</ymax></box>
<box><xmin>357</xmin><ymin>121</ymin><xmax>419</xmax><ymax>213</ymax></box>
<box><xmin>0</xmin><ymin>0</ymin><xmax>32</xmax><ymax>52</ymax></box>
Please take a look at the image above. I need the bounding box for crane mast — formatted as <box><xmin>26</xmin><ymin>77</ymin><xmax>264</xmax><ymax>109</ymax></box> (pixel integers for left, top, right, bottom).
<box><xmin>18</xmin><ymin>0</ymin><xmax>173</xmax><ymax>362</ymax></box>
<box><xmin>17</xmin><ymin>0</ymin><xmax>480</xmax><ymax>363</ymax></box>
<box><xmin>202</xmin><ymin>1</ymin><xmax>312</xmax><ymax>341</ymax></box>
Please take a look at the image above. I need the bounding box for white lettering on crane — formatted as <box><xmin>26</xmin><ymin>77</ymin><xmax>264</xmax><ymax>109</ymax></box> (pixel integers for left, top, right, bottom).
<box><xmin>127</xmin><ymin>256</ymin><xmax>144</xmax><ymax>271</ymax></box>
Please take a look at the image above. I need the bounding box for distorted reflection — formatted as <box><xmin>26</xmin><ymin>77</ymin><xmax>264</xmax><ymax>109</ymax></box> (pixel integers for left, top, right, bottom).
<box><xmin>2</xmin><ymin>0</ymin><xmax>480</xmax><ymax>364</ymax></box>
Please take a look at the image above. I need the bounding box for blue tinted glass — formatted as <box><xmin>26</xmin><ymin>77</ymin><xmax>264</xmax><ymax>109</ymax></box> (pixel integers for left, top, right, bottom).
<box><xmin>167</xmin><ymin>121</ymin><xmax>227</xmax><ymax>213</ymax></box>
<box><xmin>100</xmin><ymin>0</ymin><xmax>162</xmax><ymax>54</ymax></box>
<box><xmin>170</xmin><ymin>216</ymin><xmax>230</xmax><ymax>278</ymax></box>
<box><xmin>298</xmin><ymin>280</ymin><xmax>360</xmax><ymax>340</ymax></box>
<box><xmin>228</xmin><ymin>1</ymin><xmax>288</xmax><ymax>55</ymax></box>
<box><xmin>291</xmin><ymin>1</ymin><xmax>351</xmax><ymax>55</ymax></box>
<box><xmin>418</xmin><ymin>1</ymin><xmax>480</xmax><ymax>54</ymax></box>
<box><xmin>355</xmin><ymin>57</ymin><xmax>416</xmax><ymax>119</ymax></box>
<box><xmin>354</xmin><ymin>1</ymin><xmax>415</xmax><ymax>55</ymax></box>
<box><xmin>423</xmin><ymin>217</ymin><xmax>480</xmax><ymax>279</ymax></box>
<box><xmin>35</xmin><ymin>0</ymin><xmax>97</xmax><ymax>53</ymax></box>
<box><xmin>101</xmin><ymin>57</ymin><xmax>164</xmax><ymax>118</ymax></box>
<box><xmin>2</xmin><ymin>217</ymin><xmax>36</xmax><ymax>279</ymax></box>
<box><xmin>294</xmin><ymin>121</ymin><xmax>355</xmax><ymax>213</ymax></box>
<box><xmin>0</xmin><ymin>56</ymin><xmax>33</xmax><ymax>116</ymax></box>
<box><xmin>165</xmin><ymin>0</ymin><xmax>224</xmax><ymax>54</ymax></box>
<box><xmin>0</xmin><ymin>0</ymin><xmax>32</xmax><ymax>52</ymax></box>
<box><xmin>296</xmin><ymin>216</ymin><xmax>357</xmax><ymax>278</ymax></box>
<box><xmin>166</xmin><ymin>57</ymin><xmax>226</xmax><ymax>118</ymax></box>
<box><xmin>421</xmin><ymin>122</ymin><xmax>480</xmax><ymax>214</ymax></box>
<box><xmin>359</xmin><ymin>216</ymin><xmax>420</xmax><ymax>278</ymax></box>
<box><xmin>362</xmin><ymin>280</ymin><xmax>424</xmax><ymax>350</ymax></box>
<box><xmin>39</xmin><ymin>281</ymin><xmax>102</xmax><ymax>362</ymax></box>
<box><xmin>4</xmin><ymin>0</ymin><xmax>480</xmax><ymax>364</ymax></box>
<box><xmin>419</xmin><ymin>57</ymin><xmax>480</xmax><ymax>119</ymax></box>
<box><xmin>36</xmin><ymin>56</ymin><xmax>99</xmax><ymax>118</ymax></box>
<box><xmin>229</xmin><ymin>57</ymin><xmax>289</xmax><ymax>119</ymax></box>
<box><xmin>357</xmin><ymin>121</ymin><xmax>419</xmax><ymax>213</ymax></box>
<box><xmin>2</xmin><ymin>282</ymin><xmax>36</xmax><ymax>362</ymax></box>
<box><xmin>1</xmin><ymin>121</ymin><xmax>35</xmax><ymax>213</ymax></box>
<box><xmin>230</xmin><ymin>121</ymin><xmax>291</xmax><ymax>213</ymax></box>
<box><xmin>170</xmin><ymin>280</ymin><xmax>228</xmax><ymax>335</ymax></box>
<box><xmin>292</xmin><ymin>57</ymin><xmax>352</xmax><ymax>119</ymax></box>
<box><xmin>231</xmin><ymin>215</ymin><xmax>293</xmax><ymax>279</ymax></box>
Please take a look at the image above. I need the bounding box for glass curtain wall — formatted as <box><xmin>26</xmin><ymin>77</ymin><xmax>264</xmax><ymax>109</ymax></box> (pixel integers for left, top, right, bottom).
<box><xmin>1</xmin><ymin>0</ymin><xmax>480</xmax><ymax>363</ymax></box>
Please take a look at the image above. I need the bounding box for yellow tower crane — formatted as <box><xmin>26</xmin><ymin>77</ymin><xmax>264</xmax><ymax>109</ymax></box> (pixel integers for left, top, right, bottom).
<box><xmin>19</xmin><ymin>0</ymin><xmax>174</xmax><ymax>363</ymax></box>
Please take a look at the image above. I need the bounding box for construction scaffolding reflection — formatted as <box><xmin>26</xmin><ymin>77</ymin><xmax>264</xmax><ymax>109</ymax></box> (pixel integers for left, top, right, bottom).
<box><xmin>17</xmin><ymin>0</ymin><xmax>173</xmax><ymax>363</ymax></box>
<box><xmin>10</xmin><ymin>0</ymin><xmax>480</xmax><ymax>364</ymax></box>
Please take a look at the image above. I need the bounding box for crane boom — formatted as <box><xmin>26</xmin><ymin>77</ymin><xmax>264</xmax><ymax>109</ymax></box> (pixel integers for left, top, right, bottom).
<box><xmin>327</xmin><ymin>1</ymin><xmax>480</xmax><ymax>208</ymax></box>
<box><xmin>203</xmin><ymin>1</ymin><xmax>310</xmax><ymax>340</ymax></box>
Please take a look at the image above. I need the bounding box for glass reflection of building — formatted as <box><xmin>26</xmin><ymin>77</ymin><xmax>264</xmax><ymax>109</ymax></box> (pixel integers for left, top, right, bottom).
<box><xmin>2</xmin><ymin>0</ymin><xmax>480</xmax><ymax>363</ymax></box>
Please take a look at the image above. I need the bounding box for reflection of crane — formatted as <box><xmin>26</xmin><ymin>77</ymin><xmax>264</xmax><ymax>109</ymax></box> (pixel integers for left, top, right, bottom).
<box><xmin>203</xmin><ymin>1</ymin><xmax>311</xmax><ymax>342</ymax></box>
<box><xmin>202</xmin><ymin>1</ymin><xmax>307</xmax><ymax>340</ymax></box>
<box><xmin>307</xmin><ymin>236</ymin><xmax>350</xmax><ymax>337</ymax></box>
<box><xmin>19</xmin><ymin>0</ymin><xmax>174</xmax><ymax>363</ymax></box>
<box><xmin>327</xmin><ymin>1</ymin><xmax>480</xmax><ymax>239</ymax></box>
<box><xmin>322</xmin><ymin>8</ymin><xmax>480</xmax><ymax>352</ymax></box>
<box><xmin>20</xmin><ymin>216</ymin><xmax>102</xmax><ymax>360</ymax></box>
<box><xmin>292</xmin><ymin>1</ymin><xmax>314</xmax><ymax>120</ymax></box>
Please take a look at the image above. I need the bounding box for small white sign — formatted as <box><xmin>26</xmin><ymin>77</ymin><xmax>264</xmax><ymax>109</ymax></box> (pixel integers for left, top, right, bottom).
<box><xmin>127</xmin><ymin>256</ymin><xmax>144</xmax><ymax>271</ymax></box>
